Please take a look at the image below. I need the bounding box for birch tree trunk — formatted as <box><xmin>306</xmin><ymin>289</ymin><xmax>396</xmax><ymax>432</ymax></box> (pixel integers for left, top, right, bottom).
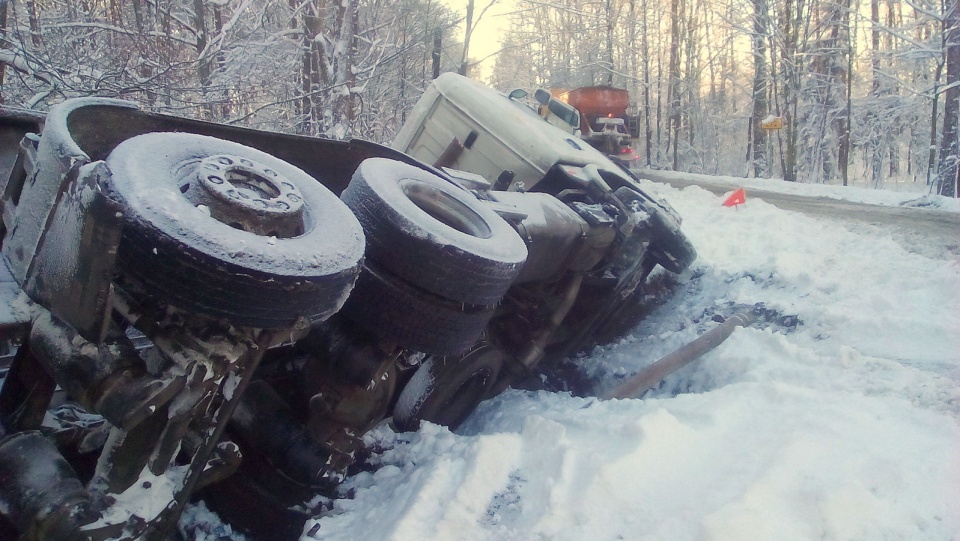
<box><xmin>937</xmin><ymin>0</ymin><xmax>959</xmax><ymax>196</ymax></box>
<box><xmin>749</xmin><ymin>0</ymin><xmax>770</xmax><ymax>178</ymax></box>
<box><xmin>0</xmin><ymin>0</ymin><xmax>7</xmax><ymax>104</ymax></box>
<box><xmin>641</xmin><ymin>0</ymin><xmax>653</xmax><ymax>165</ymax></box>
<box><xmin>459</xmin><ymin>0</ymin><xmax>474</xmax><ymax>76</ymax></box>
<box><xmin>193</xmin><ymin>0</ymin><xmax>212</xmax><ymax>117</ymax></box>
<box><xmin>839</xmin><ymin>0</ymin><xmax>854</xmax><ymax>186</ymax></box>
<box><xmin>667</xmin><ymin>0</ymin><xmax>683</xmax><ymax>170</ymax></box>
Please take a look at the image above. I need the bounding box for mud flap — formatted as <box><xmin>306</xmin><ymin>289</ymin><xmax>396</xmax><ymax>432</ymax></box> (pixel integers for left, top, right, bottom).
<box><xmin>24</xmin><ymin>161</ymin><xmax>122</xmax><ymax>344</ymax></box>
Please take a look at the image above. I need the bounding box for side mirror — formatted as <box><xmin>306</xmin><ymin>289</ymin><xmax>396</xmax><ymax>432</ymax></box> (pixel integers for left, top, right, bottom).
<box><xmin>547</xmin><ymin>99</ymin><xmax>580</xmax><ymax>130</ymax></box>
<box><xmin>508</xmin><ymin>88</ymin><xmax>529</xmax><ymax>101</ymax></box>
<box><xmin>534</xmin><ymin>89</ymin><xmax>551</xmax><ymax>105</ymax></box>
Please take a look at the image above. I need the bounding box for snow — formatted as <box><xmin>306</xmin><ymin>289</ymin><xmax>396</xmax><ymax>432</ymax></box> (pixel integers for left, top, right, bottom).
<box><xmin>180</xmin><ymin>501</ymin><xmax>250</xmax><ymax>541</ymax></box>
<box><xmin>90</xmin><ymin>465</ymin><xmax>187</xmax><ymax>529</ymax></box>
<box><xmin>644</xmin><ymin>168</ymin><xmax>960</xmax><ymax>212</ymax></box>
<box><xmin>291</xmin><ymin>178</ymin><xmax>960</xmax><ymax>540</ymax></box>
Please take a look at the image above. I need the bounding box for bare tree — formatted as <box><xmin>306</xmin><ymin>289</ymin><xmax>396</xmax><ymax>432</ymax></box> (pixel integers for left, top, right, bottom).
<box><xmin>667</xmin><ymin>0</ymin><xmax>684</xmax><ymax>169</ymax></box>
<box><xmin>748</xmin><ymin>0</ymin><xmax>771</xmax><ymax>178</ymax></box>
<box><xmin>938</xmin><ymin>0</ymin><xmax>959</xmax><ymax>196</ymax></box>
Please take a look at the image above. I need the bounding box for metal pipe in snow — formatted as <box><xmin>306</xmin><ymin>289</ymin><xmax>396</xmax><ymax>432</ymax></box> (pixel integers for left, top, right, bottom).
<box><xmin>602</xmin><ymin>311</ymin><xmax>756</xmax><ymax>401</ymax></box>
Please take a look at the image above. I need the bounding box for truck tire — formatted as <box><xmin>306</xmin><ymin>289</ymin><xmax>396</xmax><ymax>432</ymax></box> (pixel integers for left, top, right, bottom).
<box><xmin>645</xmin><ymin>210</ymin><xmax>697</xmax><ymax>274</ymax></box>
<box><xmin>392</xmin><ymin>344</ymin><xmax>503</xmax><ymax>432</ymax></box>
<box><xmin>341</xmin><ymin>158</ymin><xmax>527</xmax><ymax>305</ymax></box>
<box><xmin>105</xmin><ymin>133</ymin><xmax>365</xmax><ymax>328</ymax></box>
<box><xmin>615</xmin><ymin>187</ymin><xmax>697</xmax><ymax>274</ymax></box>
<box><xmin>340</xmin><ymin>262</ymin><xmax>495</xmax><ymax>355</ymax></box>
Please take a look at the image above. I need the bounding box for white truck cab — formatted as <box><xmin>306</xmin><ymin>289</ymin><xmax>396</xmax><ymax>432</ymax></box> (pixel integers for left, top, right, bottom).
<box><xmin>393</xmin><ymin>73</ymin><xmax>637</xmax><ymax>193</ymax></box>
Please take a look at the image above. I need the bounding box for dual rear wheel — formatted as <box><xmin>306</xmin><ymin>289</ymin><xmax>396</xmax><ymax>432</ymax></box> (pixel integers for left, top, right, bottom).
<box><xmin>108</xmin><ymin>136</ymin><xmax>518</xmax><ymax>437</ymax></box>
<box><xmin>340</xmin><ymin>158</ymin><xmax>527</xmax><ymax>355</ymax></box>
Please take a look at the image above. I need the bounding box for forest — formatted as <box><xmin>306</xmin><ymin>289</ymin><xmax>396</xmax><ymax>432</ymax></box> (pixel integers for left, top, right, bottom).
<box><xmin>0</xmin><ymin>0</ymin><xmax>956</xmax><ymax>196</ymax></box>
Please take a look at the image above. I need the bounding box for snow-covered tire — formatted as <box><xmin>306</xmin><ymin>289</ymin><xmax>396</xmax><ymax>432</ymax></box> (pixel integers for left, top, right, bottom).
<box><xmin>616</xmin><ymin>187</ymin><xmax>697</xmax><ymax>274</ymax></box>
<box><xmin>105</xmin><ymin>133</ymin><xmax>365</xmax><ymax>328</ymax></box>
<box><xmin>646</xmin><ymin>211</ymin><xmax>697</xmax><ymax>274</ymax></box>
<box><xmin>340</xmin><ymin>262</ymin><xmax>495</xmax><ymax>355</ymax></box>
<box><xmin>392</xmin><ymin>344</ymin><xmax>503</xmax><ymax>432</ymax></box>
<box><xmin>341</xmin><ymin>158</ymin><xmax>527</xmax><ymax>305</ymax></box>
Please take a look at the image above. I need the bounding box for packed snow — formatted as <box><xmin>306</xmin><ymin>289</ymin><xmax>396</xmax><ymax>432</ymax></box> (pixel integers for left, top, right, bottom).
<box><xmin>187</xmin><ymin>177</ymin><xmax>960</xmax><ymax>541</ymax></box>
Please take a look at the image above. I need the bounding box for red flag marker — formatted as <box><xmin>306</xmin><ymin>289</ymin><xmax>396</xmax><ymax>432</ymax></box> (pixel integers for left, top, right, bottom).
<box><xmin>722</xmin><ymin>187</ymin><xmax>747</xmax><ymax>207</ymax></box>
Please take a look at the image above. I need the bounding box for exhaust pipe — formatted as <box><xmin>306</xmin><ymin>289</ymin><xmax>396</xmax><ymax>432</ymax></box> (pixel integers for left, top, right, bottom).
<box><xmin>603</xmin><ymin>311</ymin><xmax>755</xmax><ymax>400</ymax></box>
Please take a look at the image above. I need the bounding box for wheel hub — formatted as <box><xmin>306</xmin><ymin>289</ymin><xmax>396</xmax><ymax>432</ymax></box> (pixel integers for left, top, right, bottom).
<box><xmin>193</xmin><ymin>154</ymin><xmax>306</xmax><ymax>237</ymax></box>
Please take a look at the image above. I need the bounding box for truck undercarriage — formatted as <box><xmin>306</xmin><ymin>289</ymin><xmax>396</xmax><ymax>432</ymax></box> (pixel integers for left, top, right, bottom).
<box><xmin>0</xmin><ymin>76</ymin><xmax>695</xmax><ymax>540</ymax></box>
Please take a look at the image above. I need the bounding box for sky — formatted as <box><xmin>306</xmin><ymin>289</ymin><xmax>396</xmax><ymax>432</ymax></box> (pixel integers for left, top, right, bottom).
<box><xmin>181</xmin><ymin>173</ymin><xmax>960</xmax><ymax>541</ymax></box>
<box><xmin>441</xmin><ymin>0</ymin><xmax>514</xmax><ymax>79</ymax></box>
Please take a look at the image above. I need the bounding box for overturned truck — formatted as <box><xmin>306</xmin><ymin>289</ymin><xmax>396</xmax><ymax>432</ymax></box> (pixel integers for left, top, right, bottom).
<box><xmin>0</xmin><ymin>73</ymin><xmax>695</xmax><ymax>540</ymax></box>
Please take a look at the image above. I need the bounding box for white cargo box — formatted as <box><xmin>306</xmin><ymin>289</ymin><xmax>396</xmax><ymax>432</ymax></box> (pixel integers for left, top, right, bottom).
<box><xmin>393</xmin><ymin>73</ymin><xmax>630</xmax><ymax>192</ymax></box>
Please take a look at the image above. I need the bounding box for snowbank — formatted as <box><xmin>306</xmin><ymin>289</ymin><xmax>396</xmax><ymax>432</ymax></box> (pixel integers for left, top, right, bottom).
<box><xmin>298</xmin><ymin>180</ymin><xmax>960</xmax><ymax>541</ymax></box>
<box><xmin>638</xmin><ymin>168</ymin><xmax>960</xmax><ymax>213</ymax></box>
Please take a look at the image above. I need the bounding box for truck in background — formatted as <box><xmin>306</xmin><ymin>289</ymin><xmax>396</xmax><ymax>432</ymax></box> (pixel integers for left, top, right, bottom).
<box><xmin>564</xmin><ymin>86</ymin><xmax>639</xmax><ymax>167</ymax></box>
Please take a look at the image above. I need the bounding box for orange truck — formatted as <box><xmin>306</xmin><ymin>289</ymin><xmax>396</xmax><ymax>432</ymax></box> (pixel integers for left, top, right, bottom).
<box><xmin>565</xmin><ymin>86</ymin><xmax>638</xmax><ymax>166</ymax></box>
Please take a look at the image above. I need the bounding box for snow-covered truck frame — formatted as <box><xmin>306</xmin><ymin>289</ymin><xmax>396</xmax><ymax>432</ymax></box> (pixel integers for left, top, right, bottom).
<box><xmin>0</xmin><ymin>74</ymin><xmax>695</xmax><ymax>540</ymax></box>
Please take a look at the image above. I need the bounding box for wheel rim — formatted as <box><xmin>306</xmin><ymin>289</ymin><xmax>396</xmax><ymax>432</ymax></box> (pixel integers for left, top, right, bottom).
<box><xmin>105</xmin><ymin>132</ymin><xmax>366</xmax><ymax>327</ymax></box>
<box><xmin>431</xmin><ymin>366</ymin><xmax>493</xmax><ymax>428</ymax></box>
<box><xmin>179</xmin><ymin>154</ymin><xmax>307</xmax><ymax>238</ymax></box>
<box><xmin>400</xmin><ymin>178</ymin><xmax>493</xmax><ymax>239</ymax></box>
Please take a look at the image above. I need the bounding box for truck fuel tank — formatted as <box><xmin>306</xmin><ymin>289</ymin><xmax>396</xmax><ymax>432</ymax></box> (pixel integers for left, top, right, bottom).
<box><xmin>486</xmin><ymin>192</ymin><xmax>617</xmax><ymax>284</ymax></box>
<box><xmin>486</xmin><ymin>192</ymin><xmax>585</xmax><ymax>284</ymax></box>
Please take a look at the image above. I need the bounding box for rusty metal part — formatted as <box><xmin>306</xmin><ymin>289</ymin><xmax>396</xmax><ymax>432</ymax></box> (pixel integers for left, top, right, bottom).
<box><xmin>300</xmin><ymin>321</ymin><xmax>395</xmax><ymax>391</ymax></box>
<box><xmin>290</xmin><ymin>323</ymin><xmax>399</xmax><ymax>478</ymax></box>
<box><xmin>75</xmin><ymin>326</ymin><xmax>274</xmax><ymax>541</ymax></box>
<box><xmin>193</xmin><ymin>440</ymin><xmax>243</xmax><ymax>491</ymax></box>
<box><xmin>0</xmin><ymin>431</ymin><xmax>96</xmax><ymax>541</ymax></box>
<box><xmin>307</xmin><ymin>371</ymin><xmax>397</xmax><ymax>434</ymax></box>
<box><xmin>29</xmin><ymin>311</ymin><xmax>185</xmax><ymax>431</ymax></box>
<box><xmin>518</xmin><ymin>274</ymin><xmax>584</xmax><ymax>370</ymax></box>
<box><xmin>602</xmin><ymin>311</ymin><xmax>756</xmax><ymax>400</ymax></box>
<box><xmin>433</xmin><ymin>137</ymin><xmax>464</xmax><ymax>169</ymax></box>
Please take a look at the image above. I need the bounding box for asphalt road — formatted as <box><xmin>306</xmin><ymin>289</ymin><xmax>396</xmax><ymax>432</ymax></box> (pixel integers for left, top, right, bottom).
<box><xmin>641</xmin><ymin>171</ymin><xmax>960</xmax><ymax>261</ymax></box>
